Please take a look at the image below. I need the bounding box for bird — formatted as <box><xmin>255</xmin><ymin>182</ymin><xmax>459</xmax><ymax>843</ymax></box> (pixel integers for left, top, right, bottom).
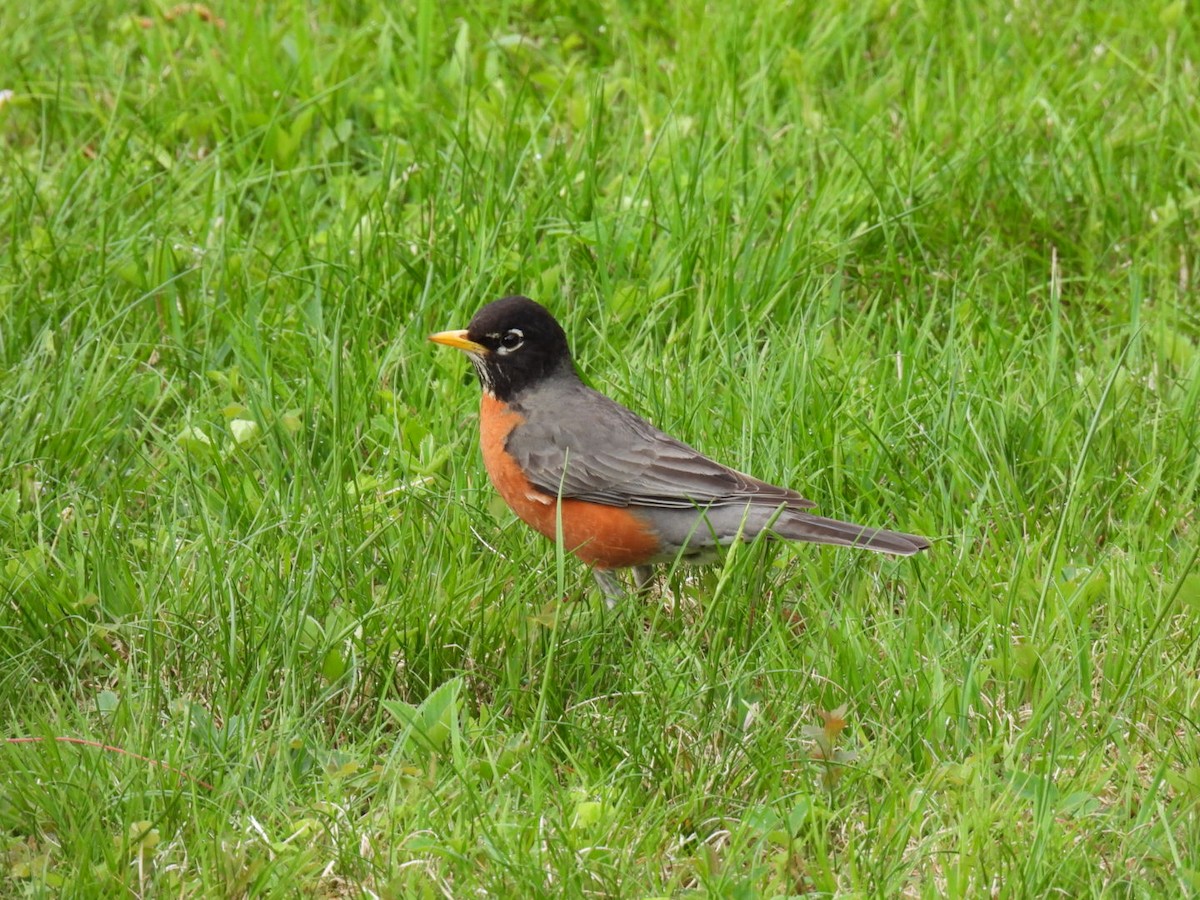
<box><xmin>430</xmin><ymin>296</ymin><xmax>930</xmax><ymax>604</ymax></box>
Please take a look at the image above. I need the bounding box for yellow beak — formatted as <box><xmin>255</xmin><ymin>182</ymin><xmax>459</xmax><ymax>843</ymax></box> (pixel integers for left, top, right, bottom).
<box><xmin>428</xmin><ymin>329</ymin><xmax>487</xmax><ymax>354</ymax></box>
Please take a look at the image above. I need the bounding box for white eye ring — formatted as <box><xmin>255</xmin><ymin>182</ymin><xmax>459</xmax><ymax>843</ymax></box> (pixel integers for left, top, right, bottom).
<box><xmin>496</xmin><ymin>328</ymin><xmax>524</xmax><ymax>354</ymax></box>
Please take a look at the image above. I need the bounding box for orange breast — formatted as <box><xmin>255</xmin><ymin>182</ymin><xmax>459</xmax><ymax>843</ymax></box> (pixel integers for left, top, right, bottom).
<box><xmin>479</xmin><ymin>394</ymin><xmax>661</xmax><ymax>568</ymax></box>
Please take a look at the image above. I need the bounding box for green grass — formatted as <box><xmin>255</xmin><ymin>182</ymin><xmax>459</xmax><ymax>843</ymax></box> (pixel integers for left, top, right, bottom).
<box><xmin>2</xmin><ymin>0</ymin><xmax>1199</xmax><ymax>895</ymax></box>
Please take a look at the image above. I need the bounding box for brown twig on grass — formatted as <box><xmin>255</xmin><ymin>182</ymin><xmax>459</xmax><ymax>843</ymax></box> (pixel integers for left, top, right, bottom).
<box><xmin>5</xmin><ymin>736</ymin><xmax>216</xmax><ymax>792</ymax></box>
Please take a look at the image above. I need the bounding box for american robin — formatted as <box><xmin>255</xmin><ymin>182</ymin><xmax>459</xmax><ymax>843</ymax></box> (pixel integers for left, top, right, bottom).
<box><xmin>430</xmin><ymin>296</ymin><xmax>930</xmax><ymax>603</ymax></box>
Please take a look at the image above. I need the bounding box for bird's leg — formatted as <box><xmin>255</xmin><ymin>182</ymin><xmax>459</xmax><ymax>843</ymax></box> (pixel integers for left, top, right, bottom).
<box><xmin>632</xmin><ymin>565</ymin><xmax>655</xmax><ymax>593</ymax></box>
<box><xmin>592</xmin><ymin>568</ymin><xmax>627</xmax><ymax>609</ymax></box>
<box><xmin>593</xmin><ymin>566</ymin><xmax>656</xmax><ymax>607</ymax></box>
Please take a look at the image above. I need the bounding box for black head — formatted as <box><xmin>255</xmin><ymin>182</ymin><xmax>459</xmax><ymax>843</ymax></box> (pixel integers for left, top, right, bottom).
<box><xmin>429</xmin><ymin>296</ymin><xmax>575</xmax><ymax>399</ymax></box>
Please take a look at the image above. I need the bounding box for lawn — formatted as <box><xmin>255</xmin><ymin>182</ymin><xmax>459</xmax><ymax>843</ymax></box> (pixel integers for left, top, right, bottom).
<box><xmin>2</xmin><ymin>0</ymin><xmax>1199</xmax><ymax>895</ymax></box>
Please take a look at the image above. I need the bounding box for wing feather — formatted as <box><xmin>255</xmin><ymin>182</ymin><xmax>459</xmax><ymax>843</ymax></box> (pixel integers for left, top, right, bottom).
<box><xmin>506</xmin><ymin>383</ymin><xmax>815</xmax><ymax>511</ymax></box>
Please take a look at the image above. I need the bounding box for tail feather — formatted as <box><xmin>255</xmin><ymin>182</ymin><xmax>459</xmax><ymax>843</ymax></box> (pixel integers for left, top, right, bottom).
<box><xmin>772</xmin><ymin>510</ymin><xmax>930</xmax><ymax>556</ymax></box>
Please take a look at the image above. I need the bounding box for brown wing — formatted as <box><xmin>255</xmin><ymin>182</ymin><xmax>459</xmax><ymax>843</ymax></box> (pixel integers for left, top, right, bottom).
<box><xmin>505</xmin><ymin>381</ymin><xmax>816</xmax><ymax>511</ymax></box>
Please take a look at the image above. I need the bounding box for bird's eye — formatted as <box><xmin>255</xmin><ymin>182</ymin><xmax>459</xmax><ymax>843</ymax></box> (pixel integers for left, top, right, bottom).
<box><xmin>499</xmin><ymin>329</ymin><xmax>524</xmax><ymax>351</ymax></box>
